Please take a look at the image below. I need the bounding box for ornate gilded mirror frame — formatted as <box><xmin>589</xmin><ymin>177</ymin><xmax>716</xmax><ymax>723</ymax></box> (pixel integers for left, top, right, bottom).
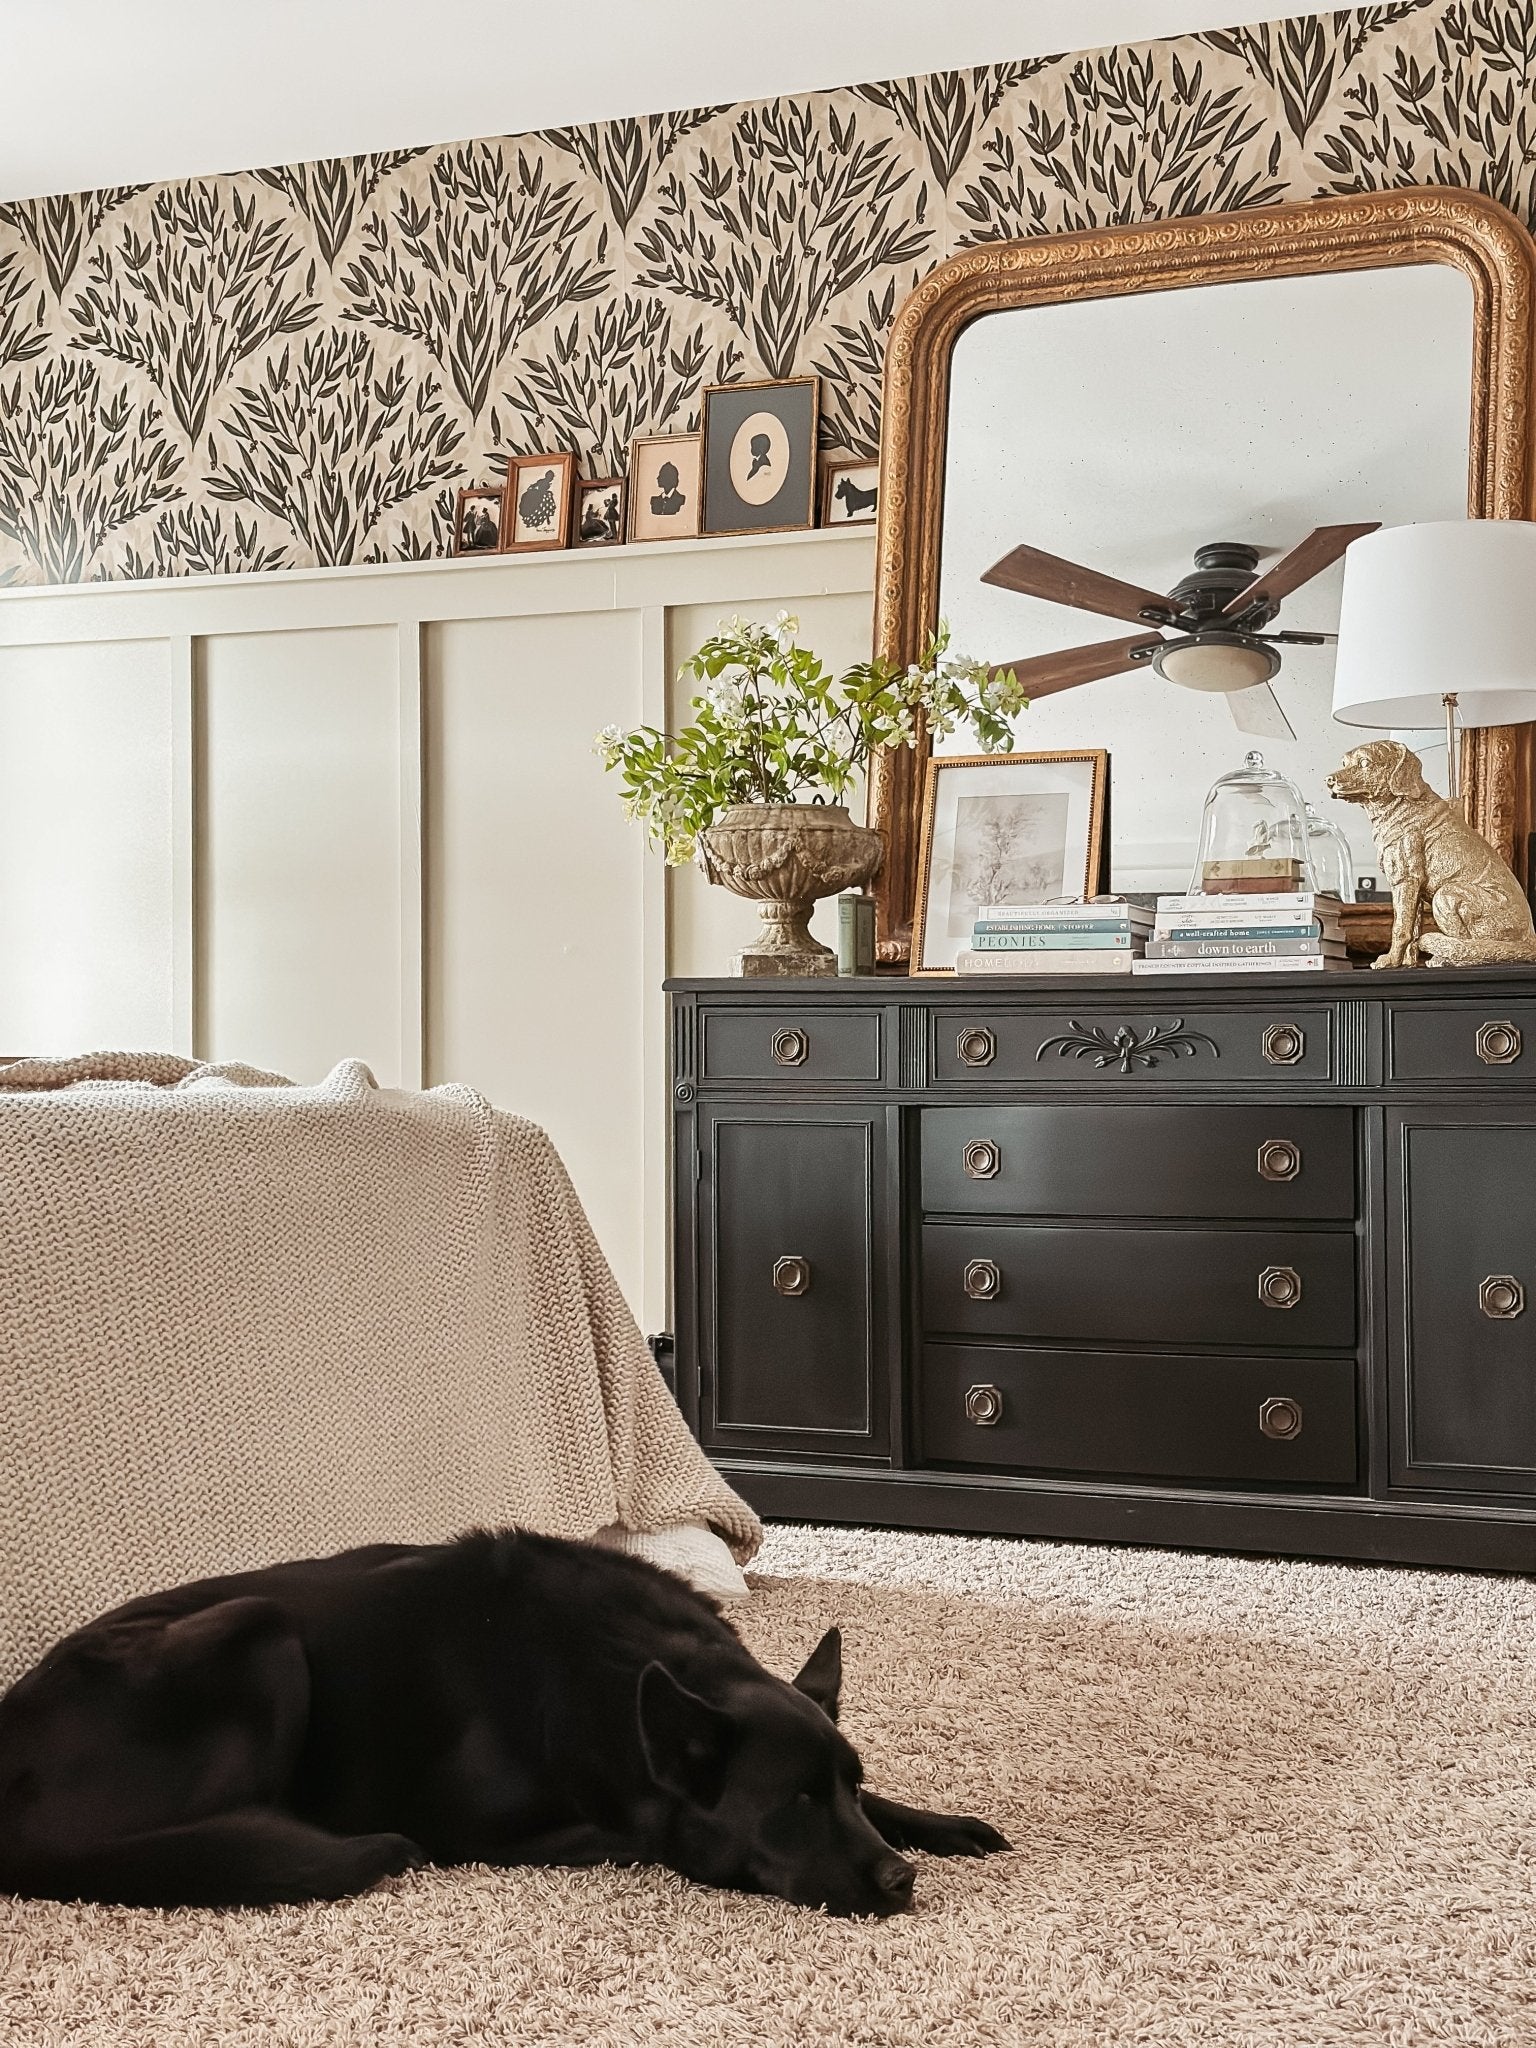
<box><xmin>869</xmin><ymin>186</ymin><xmax>1536</xmax><ymax>964</ymax></box>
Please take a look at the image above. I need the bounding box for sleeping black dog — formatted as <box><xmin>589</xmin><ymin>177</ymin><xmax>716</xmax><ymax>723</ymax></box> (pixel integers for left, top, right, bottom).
<box><xmin>0</xmin><ymin>1529</ymin><xmax>1007</xmax><ymax>1915</ymax></box>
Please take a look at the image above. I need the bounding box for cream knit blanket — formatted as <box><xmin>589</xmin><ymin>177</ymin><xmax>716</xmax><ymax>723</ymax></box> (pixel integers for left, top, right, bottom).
<box><xmin>0</xmin><ymin>1054</ymin><xmax>759</xmax><ymax>1690</ymax></box>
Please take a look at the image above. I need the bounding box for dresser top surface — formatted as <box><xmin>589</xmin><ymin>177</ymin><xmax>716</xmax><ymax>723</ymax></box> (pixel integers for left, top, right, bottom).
<box><xmin>666</xmin><ymin>967</ymin><xmax>1536</xmax><ymax>1001</ymax></box>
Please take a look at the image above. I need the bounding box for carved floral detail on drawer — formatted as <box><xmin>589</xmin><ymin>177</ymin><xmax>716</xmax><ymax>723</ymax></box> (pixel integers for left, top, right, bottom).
<box><xmin>1035</xmin><ymin>1016</ymin><xmax>1220</xmax><ymax>1076</ymax></box>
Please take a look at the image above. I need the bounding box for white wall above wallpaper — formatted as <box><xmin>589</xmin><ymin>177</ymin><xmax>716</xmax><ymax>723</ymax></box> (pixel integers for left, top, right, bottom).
<box><xmin>0</xmin><ymin>0</ymin><xmax>1530</xmax><ymax>588</ymax></box>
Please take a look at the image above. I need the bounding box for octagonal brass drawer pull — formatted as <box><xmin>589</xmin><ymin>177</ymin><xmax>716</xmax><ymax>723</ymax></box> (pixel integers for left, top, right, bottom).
<box><xmin>957</xmin><ymin>1026</ymin><xmax>996</xmax><ymax>1067</ymax></box>
<box><xmin>964</xmin><ymin>1382</ymin><xmax>1004</xmax><ymax>1426</ymax></box>
<box><xmin>1476</xmin><ymin>1020</ymin><xmax>1522</xmax><ymax>1066</ymax></box>
<box><xmin>771</xmin><ymin>1027</ymin><xmax>810</xmax><ymax>1067</ymax></box>
<box><xmin>1261</xmin><ymin>1022</ymin><xmax>1306</xmax><ymax>1066</ymax></box>
<box><xmin>1259</xmin><ymin>1396</ymin><xmax>1304</xmax><ymax>1440</ymax></box>
<box><xmin>963</xmin><ymin>1139</ymin><xmax>1001</xmax><ymax>1180</ymax></box>
<box><xmin>1480</xmin><ymin>1274</ymin><xmax>1525</xmax><ymax>1319</ymax></box>
<box><xmin>772</xmin><ymin>1255</ymin><xmax>811</xmax><ymax>1297</ymax></box>
<box><xmin>963</xmin><ymin>1258</ymin><xmax>1002</xmax><ymax>1300</ymax></box>
<box><xmin>1258</xmin><ymin>1264</ymin><xmax>1302</xmax><ymax>1309</ymax></box>
<box><xmin>1257</xmin><ymin>1138</ymin><xmax>1302</xmax><ymax>1182</ymax></box>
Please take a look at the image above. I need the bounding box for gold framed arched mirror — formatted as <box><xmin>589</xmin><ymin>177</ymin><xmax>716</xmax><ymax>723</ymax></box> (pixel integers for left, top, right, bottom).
<box><xmin>869</xmin><ymin>186</ymin><xmax>1536</xmax><ymax>965</ymax></box>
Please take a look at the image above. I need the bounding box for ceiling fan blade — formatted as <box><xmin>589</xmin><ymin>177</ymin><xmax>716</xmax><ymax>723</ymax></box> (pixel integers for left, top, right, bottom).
<box><xmin>989</xmin><ymin>635</ymin><xmax>1161</xmax><ymax>699</ymax></box>
<box><xmin>982</xmin><ymin>545</ymin><xmax>1177</xmax><ymax>626</ymax></box>
<box><xmin>1222</xmin><ymin>523</ymin><xmax>1381</xmax><ymax>618</ymax></box>
<box><xmin>1227</xmin><ymin>681</ymin><xmax>1297</xmax><ymax>742</ymax></box>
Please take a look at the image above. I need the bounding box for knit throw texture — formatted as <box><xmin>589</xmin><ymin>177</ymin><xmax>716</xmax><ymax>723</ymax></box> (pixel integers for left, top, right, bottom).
<box><xmin>0</xmin><ymin>1053</ymin><xmax>759</xmax><ymax>1689</ymax></box>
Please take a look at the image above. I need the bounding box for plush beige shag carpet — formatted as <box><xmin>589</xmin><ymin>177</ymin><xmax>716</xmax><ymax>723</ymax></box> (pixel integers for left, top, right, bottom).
<box><xmin>5</xmin><ymin>1524</ymin><xmax>1536</xmax><ymax>2047</ymax></box>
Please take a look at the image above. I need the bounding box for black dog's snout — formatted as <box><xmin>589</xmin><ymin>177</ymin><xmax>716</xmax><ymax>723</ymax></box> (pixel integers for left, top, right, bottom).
<box><xmin>876</xmin><ymin>1854</ymin><xmax>915</xmax><ymax>1905</ymax></box>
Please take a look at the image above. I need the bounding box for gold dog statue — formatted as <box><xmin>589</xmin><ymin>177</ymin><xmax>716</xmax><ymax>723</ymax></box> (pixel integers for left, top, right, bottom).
<box><xmin>1328</xmin><ymin>739</ymin><xmax>1536</xmax><ymax>969</ymax></box>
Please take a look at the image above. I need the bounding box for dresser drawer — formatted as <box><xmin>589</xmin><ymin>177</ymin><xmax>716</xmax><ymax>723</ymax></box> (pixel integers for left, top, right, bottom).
<box><xmin>1387</xmin><ymin>1003</ymin><xmax>1536</xmax><ymax>1084</ymax></box>
<box><xmin>699</xmin><ymin>1008</ymin><xmax>882</xmax><ymax>1084</ymax></box>
<box><xmin>923</xmin><ymin>1221</ymin><xmax>1356</xmax><ymax>1349</ymax></box>
<box><xmin>920</xmin><ymin>1344</ymin><xmax>1358</xmax><ymax>1485</ymax></box>
<box><xmin>932</xmin><ymin>1006</ymin><xmax>1330</xmax><ymax>1084</ymax></box>
<box><xmin>922</xmin><ymin>1105</ymin><xmax>1354</xmax><ymax>1220</ymax></box>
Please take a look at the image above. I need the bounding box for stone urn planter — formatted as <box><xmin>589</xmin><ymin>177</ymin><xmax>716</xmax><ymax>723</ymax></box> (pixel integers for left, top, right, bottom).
<box><xmin>697</xmin><ymin>803</ymin><xmax>884</xmax><ymax>977</ymax></box>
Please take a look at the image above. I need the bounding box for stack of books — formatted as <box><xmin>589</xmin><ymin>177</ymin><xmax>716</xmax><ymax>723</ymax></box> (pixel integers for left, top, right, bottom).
<box><xmin>1134</xmin><ymin>892</ymin><xmax>1347</xmax><ymax>976</ymax></box>
<box><xmin>1199</xmin><ymin>856</ymin><xmax>1308</xmax><ymax>895</ymax></box>
<box><xmin>956</xmin><ymin>900</ymin><xmax>1155</xmax><ymax>976</ymax></box>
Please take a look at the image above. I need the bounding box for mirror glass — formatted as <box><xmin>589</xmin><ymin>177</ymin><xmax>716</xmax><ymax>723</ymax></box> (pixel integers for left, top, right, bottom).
<box><xmin>937</xmin><ymin>265</ymin><xmax>1474</xmax><ymax>893</ymax></box>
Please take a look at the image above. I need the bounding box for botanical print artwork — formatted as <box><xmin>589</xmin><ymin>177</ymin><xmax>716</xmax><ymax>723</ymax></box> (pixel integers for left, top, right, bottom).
<box><xmin>0</xmin><ymin>0</ymin><xmax>1529</xmax><ymax>586</ymax></box>
<box><xmin>949</xmin><ymin>793</ymin><xmax>1071</xmax><ymax>931</ymax></box>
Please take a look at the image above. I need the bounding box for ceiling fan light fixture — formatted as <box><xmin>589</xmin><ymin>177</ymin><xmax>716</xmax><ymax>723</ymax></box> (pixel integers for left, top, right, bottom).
<box><xmin>1152</xmin><ymin>632</ymin><xmax>1282</xmax><ymax>694</ymax></box>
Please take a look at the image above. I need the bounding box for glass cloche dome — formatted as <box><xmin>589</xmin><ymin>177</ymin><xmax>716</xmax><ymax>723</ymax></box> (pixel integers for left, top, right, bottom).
<box><xmin>1189</xmin><ymin>751</ymin><xmax>1317</xmax><ymax>896</ymax></box>
<box><xmin>1303</xmin><ymin>799</ymin><xmax>1355</xmax><ymax>903</ymax></box>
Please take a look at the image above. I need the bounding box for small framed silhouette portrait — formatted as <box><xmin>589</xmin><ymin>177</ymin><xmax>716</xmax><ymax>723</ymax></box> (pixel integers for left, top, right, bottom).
<box><xmin>821</xmin><ymin>457</ymin><xmax>880</xmax><ymax>528</ymax></box>
<box><xmin>627</xmin><ymin>434</ymin><xmax>702</xmax><ymax>543</ymax></box>
<box><xmin>574</xmin><ymin>477</ymin><xmax>627</xmax><ymax>548</ymax></box>
<box><xmin>504</xmin><ymin>451</ymin><xmax>576</xmax><ymax>552</ymax></box>
<box><xmin>452</xmin><ymin>485</ymin><xmax>506</xmax><ymax>557</ymax></box>
<box><xmin>700</xmin><ymin>377</ymin><xmax>819</xmax><ymax>537</ymax></box>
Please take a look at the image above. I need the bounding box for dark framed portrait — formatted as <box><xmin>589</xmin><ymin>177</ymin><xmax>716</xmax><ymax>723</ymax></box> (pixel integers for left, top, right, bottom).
<box><xmin>627</xmin><ymin>435</ymin><xmax>702</xmax><ymax>543</ymax></box>
<box><xmin>700</xmin><ymin>377</ymin><xmax>819</xmax><ymax>537</ymax></box>
<box><xmin>821</xmin><ymin>457</ymin><xmax>880</xmax><ymax>527</ymax></box>
<box><xmin>504</xmin><ymin>451</ymin><xmax>576</xmax><ymax>552</ymax></box>
<box><xmin>452</xmin><ymin>485</ymin><xmax>506</xmax><ymax>556</ymax></box>
<box><xmin>574</xmin><ymin>477</ymin><xmax>627</xmax><ymax>548</ymax></box>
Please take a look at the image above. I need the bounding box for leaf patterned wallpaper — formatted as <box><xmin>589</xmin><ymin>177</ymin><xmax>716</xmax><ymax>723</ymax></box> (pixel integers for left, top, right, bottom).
<box><xmin>0</xmin><ymin>0</ymin><xmax>1530</xmax><ymax>586</ymax></box>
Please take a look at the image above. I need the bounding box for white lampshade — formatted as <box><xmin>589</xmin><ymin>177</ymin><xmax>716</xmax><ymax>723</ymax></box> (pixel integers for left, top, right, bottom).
<box><xmin>1332</xmin><ymin>520</ymin><xmax>1536</xmax><ymax>729</ymax></box>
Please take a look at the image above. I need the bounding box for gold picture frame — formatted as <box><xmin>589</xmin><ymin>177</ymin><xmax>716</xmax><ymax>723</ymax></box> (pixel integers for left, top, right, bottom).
<box><xmin>628</xmin><ymin>434</ymin><xmax>702</xmax><ymax>543</ymax></box>
<box><xmin>911</xmin><ymin>749</ymin><xmax>1109</xmax><ymax>976</ymax></box>
<box><xmin>700</xmin><ymin>376</ymin><xmax>820</xmax><ymax>536</ymax></box>
<box><xmin>868</xmin><ymin>187</ymin><xmax>1536</xmax><ymax>965</ymax></box>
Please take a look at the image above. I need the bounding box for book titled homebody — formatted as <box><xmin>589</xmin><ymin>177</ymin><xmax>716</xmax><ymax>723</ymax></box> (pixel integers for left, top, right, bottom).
<box><xmin>956</xmin><ymin>948</ymin><xmax>1136</xmax><ymax>975</ymax></box>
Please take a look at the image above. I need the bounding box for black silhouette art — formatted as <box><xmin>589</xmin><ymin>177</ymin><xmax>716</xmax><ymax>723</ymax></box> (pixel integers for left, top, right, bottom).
<box><xmin>747</xmin><ymin>431</ymin><xmax>773</xmax><ymax>479</ymax></box>
<box><xmin>651</xmin><ymin>462</ymin><xmax>685</xmax><ymax>517</ymax></box>
<box><xmin>462</xmin><ymin>499</ymin><xmax>500</xmax><ymax>550</ymax></box>
<box><xmin>518</xmin><ymin>468</ymin><xmax>558</xmax><ymax>531</ymax></box>
<box><xmin>579</xmin><ymin>489</ymin><xmax>622</xmax><ymax>543</ymax></box>
<box><xmin>834</xmin><ymin>474</ymin><xmax>878</xmax><ymax>518</ymax></box>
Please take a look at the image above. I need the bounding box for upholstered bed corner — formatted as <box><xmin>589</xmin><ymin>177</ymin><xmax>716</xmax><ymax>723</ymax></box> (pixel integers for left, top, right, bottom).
<box><xmin>0</xmin><ymin>1054</ymin><xmax>760</xmax><ymax>1690</ymax></box>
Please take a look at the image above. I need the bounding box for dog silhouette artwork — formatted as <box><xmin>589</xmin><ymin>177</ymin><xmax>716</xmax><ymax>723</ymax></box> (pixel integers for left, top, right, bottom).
<box><xmin>519</xmin><ymin>469</ymin><xmax>558</xmax><ymax>532</ymax></box>
<box><xmin>651</xmin><ymin>462</ymin><xmax>686</xmax><ymax>517</ymax></box>
<box><xmin>834</xmin><ymin>475</ymin><xmax>878</xmax><ymax>520</ymax></box>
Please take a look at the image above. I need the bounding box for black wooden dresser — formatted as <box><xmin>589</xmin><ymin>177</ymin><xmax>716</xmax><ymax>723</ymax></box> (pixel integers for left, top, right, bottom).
<box><xmin>667</xmin><ymin>968</ymin><xmax>1536</xmax><ymax>1571</ymax></box>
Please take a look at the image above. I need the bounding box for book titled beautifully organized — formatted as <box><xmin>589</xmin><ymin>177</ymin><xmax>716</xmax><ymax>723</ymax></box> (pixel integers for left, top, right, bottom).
<box><xmin>1132</xmin><ymin>892</ymin><xmax>1347</xmax><ymax>975</ymax></box>
<box><xmin>956</xmin><ymin>900</ymin><xmax>1154</xmax><ymax>975</ymax></box>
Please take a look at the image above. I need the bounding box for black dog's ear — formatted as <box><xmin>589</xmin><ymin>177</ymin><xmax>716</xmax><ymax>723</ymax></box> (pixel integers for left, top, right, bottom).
<box><xmin>791</xmin><ymin>1626</ymin><xmax>843</xmax><ymax>1722</ymax></box>
<box><xmin>637</xmin><ymin>1662</ymin><xmax>736</xmax><ymax>1806</ymax></box>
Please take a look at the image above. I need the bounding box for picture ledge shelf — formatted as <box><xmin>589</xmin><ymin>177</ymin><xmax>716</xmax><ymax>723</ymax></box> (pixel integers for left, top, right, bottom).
<box><xmin>0</xmin><ymin>523</ymin><xmax>876</xmax><ymax>613</ymax></box>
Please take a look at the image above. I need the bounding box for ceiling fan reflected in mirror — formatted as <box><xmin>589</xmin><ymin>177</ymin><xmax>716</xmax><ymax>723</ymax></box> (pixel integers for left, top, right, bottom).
<box><xmin>981</xmin><ymin>524</ymin><xmax>1380</xmax><ymax>741</ymax></box>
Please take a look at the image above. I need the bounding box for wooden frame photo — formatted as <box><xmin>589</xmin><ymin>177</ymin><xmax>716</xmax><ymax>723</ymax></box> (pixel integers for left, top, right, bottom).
<box><xmin>821</xmin><ymin>457</ymin><xmax>880</xmax><ymax>528</ymax></box>
<box><xmin>452</xmin><ymin>485</ymin><xmax>506</xmax><ymax>557</ymax></box>
<box><xmin>504</xmin><ymin>452</ymin><xmax>576</xmax><ymax>552</ymax></box>
<box><xmin>627</xmin><ymin>435</ymin><xmax>702</xmax><ymax>543</ymax></box>
<box><xmin>911</xmin><ymin>750</ymin><xmax>1109</xmax><ymax>976</ymax></box>
<box><xmin>574</xmin><ymin>477</ymin><xmax>627</xmax><ymax>547</ymax></box>
<box><xmin>700</xmin><ymin>377</ymin><xmax>819</xmax><ymax>536</ymax></box>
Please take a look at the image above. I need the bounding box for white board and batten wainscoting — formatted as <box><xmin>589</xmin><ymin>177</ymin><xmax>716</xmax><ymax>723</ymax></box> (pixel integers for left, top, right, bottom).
<box><xmin>0</xmin><ymin>528</ymin><xmax>877</xmax><ymax>1330</ymax></box>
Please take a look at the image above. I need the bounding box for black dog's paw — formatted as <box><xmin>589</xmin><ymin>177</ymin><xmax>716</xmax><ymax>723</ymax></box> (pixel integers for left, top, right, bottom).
<box><xmin>348</xmin><ymin>1832</ymin><xmax>426</xmax><ymax>1890</ymax></box>
<box><xmin>914</xmin><ymin>1814</ymin><xmax>1011</xmax><ymax>1858</ymax></box>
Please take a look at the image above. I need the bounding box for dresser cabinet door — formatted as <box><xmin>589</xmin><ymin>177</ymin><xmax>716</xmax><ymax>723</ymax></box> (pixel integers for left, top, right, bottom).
<box><xmin>697</xmin><ymin>1105</ymin><xmax>889</xmax><ymax>1459</ymax></box>
<box><xmin>1392</xmin><ymin>1117</ymin><xmax>1536</xmax><ymax>1494</ymax></box>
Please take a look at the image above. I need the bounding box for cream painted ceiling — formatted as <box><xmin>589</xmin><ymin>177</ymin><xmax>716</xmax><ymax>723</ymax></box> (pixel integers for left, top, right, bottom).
<box><xmin>2</xmin><ymin>0</ymin><xmax>1301</xmax><ymax>201</ymax></box>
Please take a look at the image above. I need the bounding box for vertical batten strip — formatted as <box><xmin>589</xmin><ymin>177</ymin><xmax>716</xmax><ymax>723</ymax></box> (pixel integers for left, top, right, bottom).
<box><xmin>639</xmin><ymin>604</ymin><xmax>670</xmax><ymax>1335</ymax></box>
<box><xmin>169</xmin><ymin>634</ymin><xmax>197</xmax><ymax>1058</ymax></box>
<box><xmin>398</xmin><ymin>620</ymin><xmax>427</xmax><ymax>1090</ymax></box>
